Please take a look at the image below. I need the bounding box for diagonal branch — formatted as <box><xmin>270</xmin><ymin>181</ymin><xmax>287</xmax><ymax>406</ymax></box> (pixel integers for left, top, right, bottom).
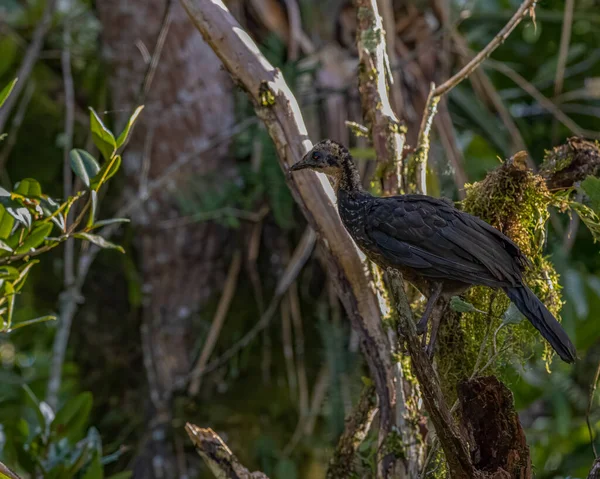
<box><xmin>180</xmin><ymin>0</ymin><xmax>398</xmax><ymax>459</ymax></box>
<box><xmin>388</xmin><ymin>275</ymin><xmax>475</xmax><ymax>479</ymax></box>
<box><xmin>186</xmin><ymin>424</ymin><xmax>270</xmax><ymax>479</ymax></box>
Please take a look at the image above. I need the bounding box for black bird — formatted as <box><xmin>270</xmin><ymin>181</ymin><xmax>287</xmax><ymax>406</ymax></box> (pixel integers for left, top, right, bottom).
<box><xmin>290</xmin><ymin>139</ymin><xmax>576</xmax><ymax>363</ymax></box>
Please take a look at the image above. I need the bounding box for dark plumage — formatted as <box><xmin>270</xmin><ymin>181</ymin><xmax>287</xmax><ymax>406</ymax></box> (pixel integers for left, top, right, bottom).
<box><xmin>290</xmin><ymin>139</ymin><xmax>576</xmax><ymax>363</ymax></box>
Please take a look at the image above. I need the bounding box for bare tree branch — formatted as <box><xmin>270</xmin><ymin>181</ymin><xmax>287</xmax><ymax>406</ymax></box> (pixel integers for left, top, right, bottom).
<box><xmin>186</xmin><ymin>424</ymin><xmax>270</xmax><ymax>479</ymax></box>
<box><xmin>432</xmin><ymin>0</ymin><xmax>536</xmax><ymax>98</ymax></box>
<box><xmin>180</xmin><ymin>0</ymin><xmax>398</xmax><ymax>462</ymax></box>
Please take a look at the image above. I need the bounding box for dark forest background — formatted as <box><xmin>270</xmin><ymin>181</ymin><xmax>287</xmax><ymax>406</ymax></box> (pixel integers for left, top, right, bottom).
<box><xmin>1</xmin><ymin>0</ymin><xmax>600</xmax><ymax>477</ymax></box>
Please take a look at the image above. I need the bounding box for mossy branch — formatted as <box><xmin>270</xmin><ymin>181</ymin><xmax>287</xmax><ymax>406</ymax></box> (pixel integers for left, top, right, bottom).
<box><xmin>327</xmin><ymin>384</ymin><xmax>378</xmax><ymax>479</ymax></box>
<box><xmin>355</xmin><ymin>0</ymin><xmax>405</xmax><ymax>195</ymax></box>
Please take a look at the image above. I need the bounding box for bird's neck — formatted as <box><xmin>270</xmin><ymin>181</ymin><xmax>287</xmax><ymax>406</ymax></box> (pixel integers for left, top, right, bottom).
<box><xmin>336</xmin><ymin>152</ymin><xmax>363</xmax><ymax>194</ymax></box>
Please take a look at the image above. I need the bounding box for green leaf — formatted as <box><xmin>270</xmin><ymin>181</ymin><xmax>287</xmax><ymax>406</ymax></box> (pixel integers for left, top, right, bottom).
<box><xmin>82</xmin><ymin>453</ymin><xmax>103</xmax><ymax>479</ymax></box>
<box><xmin>502</xmin><ymin>302</ymin><xmax>525</xmax><ymax>325</ymax></box>
<box><xmin>51</xmin><ymin>392</ymin><xmax>93</xmax><ymax>441</ymax></box>
<box><xmin>116</xmin><ymin>105</ymin><xmax>144</xmax><ymax>148</ymax></box>
<box><xmin>73</xmin><ymin>232</ymin><xmax>125</xmax><ymax>253</ymax></box>
<box><xmin>0</xmin><ymin>188</ymin><xmax>31</xmax><ymax>229</ymax></box>
<box><xmin>0</xmin><ymin>266</ymin><xmax>19</xmax><ymax>280</ymax></box>
<box><xmin>0</xmin><ymin>78</ymin><xmax>17</xmax><ymax>110</ymax></box>
<box><xmin>0</xmin><ymin>240</ymin><xmax>12</xmax><ymax>253</ymax></box>
<box><xmin>91</xmin><ymin>155</ymin><xmax>121</xmax><ymax>190</ymax></box>
<box><xmin>0</xmin><ymin>206</ymin><xmax>15</xmax><ymax>239</ymax></box>
<box><xmin>39</xmin><ymin>196</ymin><xmax>66</xmax><ymax>231</ymax></box>
<box><xmin>88</xmin><ymin>218</ymin><xmax>130</xmax><ymax>231</ymax></box>
<box><xmin>70</xmin><ymin>149</ymin><xmax>101</xmax><ymax>188</ymax></box>
<box><xmin>15</xmin><ymin>223</ymin><xmax>53</xmax><ymax>254</ymax></box>
<box><xmin>581</xmin><ymin>175</ymin><xmax>600</xmax><ymax>213</ymax></box>
<box><xmin>89</xmin><ymin>108</ymin><xmax>116</xmax><ymax>161</ymax></box>
<box><xmin>14</xmin><ymin>260</ymin><xmax>39</xmax><ymax>292</ymax></box>
<box><xmin>14</xmin><ymin>178</ymin><xmax>42</xmax><ymax>197</ymax></box>
<box><xmin>22</xmin><ymin>385</ymin><xmax>50</xmax><ymax>434</ymax></box>
<box><xmin>449</xmin><ymin>296</ymin><xmax>484</xmax><ymax>314</ymax></box>
<box><xmin>9</xmin><ymin>315</ymin><xmax>56</xmax><ymax>331</ymax></box>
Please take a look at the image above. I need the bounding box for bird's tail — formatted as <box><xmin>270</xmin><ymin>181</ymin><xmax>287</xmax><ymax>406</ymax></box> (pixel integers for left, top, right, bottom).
<box><xmin>503</xmin><ymin>285</ymin><xmax>577</xmax><ymax>363</ymax></box>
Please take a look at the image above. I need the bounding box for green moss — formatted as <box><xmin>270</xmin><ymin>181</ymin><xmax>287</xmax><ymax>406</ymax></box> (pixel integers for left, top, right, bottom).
<box><xmin>437</xmin><ymin>158</ymin><xmax>564</xmax><ymax>397</ymax></box>
<box><xmin>258</xmin><ymin>81</ymin><xmax>276</xmax><ymax>107</ymax></box>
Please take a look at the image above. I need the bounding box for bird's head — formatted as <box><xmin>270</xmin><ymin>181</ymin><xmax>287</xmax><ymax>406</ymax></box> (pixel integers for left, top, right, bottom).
<box><xmin>290</xmin><ymin>140</ymin><xmax>349</xmax><ymax>176</ymax></box>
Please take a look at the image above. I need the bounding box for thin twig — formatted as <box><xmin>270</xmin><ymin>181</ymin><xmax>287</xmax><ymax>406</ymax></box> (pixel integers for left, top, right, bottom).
<box><xmin>411</xmin><ymin>83</ymin><xmax>440</xmax><ymax>195</ymax></box>
<box><xmin>290</xmin><ymin>281</ymin><xmax>309</xmax><ymax>417</ymax></box>
<box><xmin>433</xmin><ymin>0</ymin><xmax>536</xmax><ymax>97</ymax></box>
<box><xmin>182</xmin><ymin>227</ymin><xmax>316</xmax><ymax>386</ymax></box>
<box><xmin>552</xmin><ymin>0</ymin><xmax>575</xmax><ymax>143</ymax></box>
<box><xmin>587</xmin><ymin>357</ymin><xmax>600</xmax><ymax>458</ymax></box>
<box><xmin>138</xmin><ymin>0</ymin><xmax>173</xmax><ymax>104</ymax></box>
<box><xmin>486</xmin><ymin>59</ymin><xmax>600</xmax><ymax>139</ymax></box>
<box><xmin>0</xmin><ymin>0</ymin><xmax>57</xmax><ymax>132</ymax></box>
<box><xmin>188</xmin><ymin>250</ymin><xmax>242</xmax><ymax>395</ymax></box>
<box><xmin>46</xmin><ymin>22</ymin><xmax>76</xmax><ymax>409</ymax></box>
<box><xmin>0</xmin><ymin>81</ymin><xmax>35</xmax><ymax>185</ymax></box>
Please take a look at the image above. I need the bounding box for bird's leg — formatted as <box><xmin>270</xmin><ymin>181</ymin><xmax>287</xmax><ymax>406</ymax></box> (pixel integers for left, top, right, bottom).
<box><xmin>425</xmin><ymin>301</ymin><xmax>449</xmax><ymax>359</ymax></box>
<box><xmin>416</xmin><ymin>282</ymin><xmax>443</xmax><ymax>335</ymax></box>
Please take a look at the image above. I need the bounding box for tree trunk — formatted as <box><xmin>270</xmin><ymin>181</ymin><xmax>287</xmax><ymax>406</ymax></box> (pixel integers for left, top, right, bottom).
<box><xmin>97</xmin><ymin>1</ymin><xmax>236</xmax><ymax>476</ymax></box>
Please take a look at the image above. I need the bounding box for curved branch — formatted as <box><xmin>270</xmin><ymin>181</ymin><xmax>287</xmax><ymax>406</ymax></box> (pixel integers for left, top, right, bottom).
<box><xmin>179</xmin><ymin>0</ymin><xmax>397</xmax><ymax>454</ymax></box>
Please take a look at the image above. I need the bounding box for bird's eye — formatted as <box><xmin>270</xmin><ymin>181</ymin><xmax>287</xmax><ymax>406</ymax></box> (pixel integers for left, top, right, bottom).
<box><xmin>311</xmin><ymin>152</ymin><xmax>321</xmax><ymax>161</ymax></box>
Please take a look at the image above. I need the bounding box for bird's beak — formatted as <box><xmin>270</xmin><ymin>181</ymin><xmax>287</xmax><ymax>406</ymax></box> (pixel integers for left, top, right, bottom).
<box><xmin>290</xmin><ymin>156</ymin><xmax>312</xmax><ymax>172</ymax></box>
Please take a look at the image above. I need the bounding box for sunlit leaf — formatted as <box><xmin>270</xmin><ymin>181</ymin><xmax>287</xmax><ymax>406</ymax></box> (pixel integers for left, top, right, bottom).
<box><xmin>70</xmin><ymin>149</ymin><xmax>101</xmax><ymax>188</ymax></box>
<box><xmin>0</xmin><ymin>78</ymin><xmax>17</xmax><ymax>110</ymax></box>
<box><xmin>0</xmin><ymin>240</ymin><xmax>12</xmax><ymax>253</ymax></box>
<box><xmin>73</xmin><ymin>232</ymin><xmax>125</xmax><ymax>253</ymax></box>
<box><xmin>14</xmin><ymin>260</ymin><xmax>39</xmax><ymax>292</ymax></box>
<box><xmin>91</xmin><ymin>155</ymin><xmax>121</xmax><ymax>190</ymax></box>
<box><xmin>89</xmin><ymin>108</ymin><xmax>116</xmax><ymax>161</ymax></box>
<box><xmin>116</xmin><ymin>105</ymin><xmax>144</xmax><ymax>148</ymax></box>
<box><xmin>81</xmin><ymin>453</ymin><xmax>103</xmax><ymax>479</ymax></box>
<box><xmin>15</xmin><ymin>223</ymin><xmax>53</xmax><ymax>255</ymax></box>
<box><xmin>0</xmin><ymin>266</ymin><xmax>19</xmax><ymax>280</ymax></box>
<box><xmin>14</xmin><ymin>178</ymin><xmax>42</xmax><ymax>198</ymax></box>
<box><xmin>0</xmin><ymin>187</ymin><xmax>31</xmax><ymax>230</ymax></box>
<box><xmin>51</xmin><ymin>392</ymin><xmax>93</xmax><ymax>441</ymax></box>
<box><xmin>39</xmin><ymin>196</ymin><xmax>66</xmax><ymax>231</ymax></box>
<box><xmin>0</xmin><ymin>206</ymin><xmax>14</xmax><ymax>240</ymax></box>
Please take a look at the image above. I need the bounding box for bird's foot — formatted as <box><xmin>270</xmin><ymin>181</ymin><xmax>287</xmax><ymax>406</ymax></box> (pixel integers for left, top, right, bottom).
<box><xmin>416</xmin><ymin>315</ymin><xmax>429</xmax><ymax>335</ymax></box>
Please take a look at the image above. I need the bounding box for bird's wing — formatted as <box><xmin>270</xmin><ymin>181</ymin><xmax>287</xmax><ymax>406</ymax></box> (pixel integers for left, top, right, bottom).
<box><xmin>365</xmin><ymin>195</ymin><xmax>524</xmax><ymax>287</ymax></box>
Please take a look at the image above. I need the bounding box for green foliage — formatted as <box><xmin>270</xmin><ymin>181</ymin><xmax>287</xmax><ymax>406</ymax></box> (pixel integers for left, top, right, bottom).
<box><xmin>0</xmin><ymin>79</ymin><xmax>17</xmax><ymax>111</ymax></box>
<box><xmin>0</xmin><ymin>82</ymin><xmax>138</xmax><ymax>335</ymax></box>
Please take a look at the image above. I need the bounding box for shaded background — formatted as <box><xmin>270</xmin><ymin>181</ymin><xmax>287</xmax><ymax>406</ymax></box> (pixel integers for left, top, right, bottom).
<box><xmin>0</xmin><ymin>0</ymin><xmax>600</xmax><ymax>477</ymax></box>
